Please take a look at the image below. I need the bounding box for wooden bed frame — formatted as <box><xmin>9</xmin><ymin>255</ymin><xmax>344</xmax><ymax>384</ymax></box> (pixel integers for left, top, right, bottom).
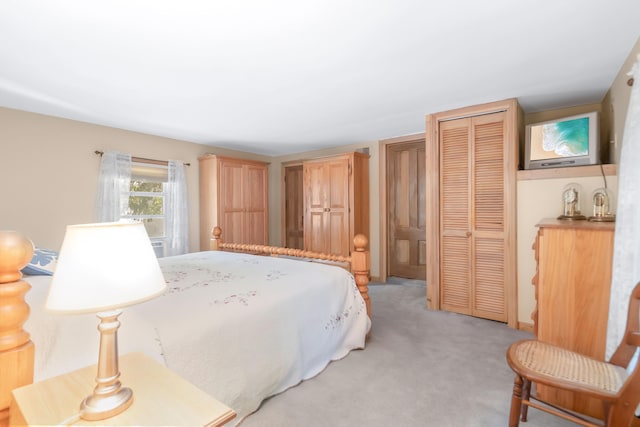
<box><xmin>0</xmin><ymin>228</ymin><xmax>371</xmax><ymax>426</ymax></box>
<box><xmin>210</xmin><ymin>226</ymin><xmax>371</xmax><ymax>316</ymax></box>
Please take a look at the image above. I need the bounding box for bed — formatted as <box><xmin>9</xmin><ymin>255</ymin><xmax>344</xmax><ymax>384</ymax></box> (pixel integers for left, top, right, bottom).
<box><xmin>0</xmin><ymin>228</ymin><xmax>371</xmax><ymax>426</ymax></box>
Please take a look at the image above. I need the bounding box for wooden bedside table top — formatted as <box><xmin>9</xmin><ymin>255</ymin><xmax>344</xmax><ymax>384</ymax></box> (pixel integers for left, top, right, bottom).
<box><xmin>10</xmin><ymin>352</ymin><xmax>236</xmax><ymax>427</ymax></box>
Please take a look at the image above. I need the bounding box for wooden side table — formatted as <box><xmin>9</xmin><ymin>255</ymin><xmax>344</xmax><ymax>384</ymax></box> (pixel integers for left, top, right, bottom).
<box><xmin>9</xmin><ymin>352</ymin><xmax>236</xmax><ymax>426</ymax></box>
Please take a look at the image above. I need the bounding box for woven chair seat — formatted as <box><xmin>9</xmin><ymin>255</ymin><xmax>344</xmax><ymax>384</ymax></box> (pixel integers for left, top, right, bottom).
<box><xmin>513</xmin><ymin>340</ymin><xmax>629</xmax><ymax>396</ymax></box>
<box><xmin>507</xmin><ymin>283</ymin><xmax>640</xmax><ymax>426</ymax></box>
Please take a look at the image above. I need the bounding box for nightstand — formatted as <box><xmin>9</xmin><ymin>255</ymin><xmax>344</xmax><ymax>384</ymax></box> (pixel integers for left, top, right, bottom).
<box><xmin>9</xmin><ymin>352</ymin><xmax>236</xmax><ymax>426</ymax></box>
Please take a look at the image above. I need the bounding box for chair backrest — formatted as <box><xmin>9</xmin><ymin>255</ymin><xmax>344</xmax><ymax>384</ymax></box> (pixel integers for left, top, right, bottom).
<box><xmin>606</xmin><ymin>282</ymin><xmax>640</xmax><ymax>425</ymax></box>
<box><xmin>609</xmin><ymin>282</ymin><xmax>640</xmax><ymax>369</ymax></box>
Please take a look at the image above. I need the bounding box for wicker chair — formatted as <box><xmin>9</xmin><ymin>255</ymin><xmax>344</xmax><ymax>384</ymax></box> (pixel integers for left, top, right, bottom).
<box><xmin>506</xmin><ymin>282</ymin><xmax>640</xmax><ymax>427</ymax></box>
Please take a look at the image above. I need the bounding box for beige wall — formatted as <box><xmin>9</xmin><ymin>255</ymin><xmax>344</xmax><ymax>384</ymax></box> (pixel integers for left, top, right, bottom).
<box><xmin>0</xmin><ymin>106</ymin><xmax>383</xmax><ymax>275</ymax></box>
<box><xmin>0</xmin><ymin>107</ymin><xmax>270</xmax><ymax>253</ymax></box>
<box><xmin>0</xmin><ymin>106</ymin><xmax>383</xmax><ymax>278</ymax></box>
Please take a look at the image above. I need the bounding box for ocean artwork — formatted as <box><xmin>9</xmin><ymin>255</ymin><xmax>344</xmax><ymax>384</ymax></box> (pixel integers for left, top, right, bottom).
<box><xmin>534</xmin><ymin>117</ymin><xmax>589</xmax><ymax>160</ymax></box>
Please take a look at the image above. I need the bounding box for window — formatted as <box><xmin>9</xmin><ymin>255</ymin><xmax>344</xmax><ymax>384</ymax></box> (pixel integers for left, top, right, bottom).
<box><xmin>97</xmin><ymin>151</ymin><xmax>189</xmax><ymax>257</ymax></box>
<box><xmin>122</xmin><ymin>162</ymin><xmax>168</xmax><ymax>257</ymax></box>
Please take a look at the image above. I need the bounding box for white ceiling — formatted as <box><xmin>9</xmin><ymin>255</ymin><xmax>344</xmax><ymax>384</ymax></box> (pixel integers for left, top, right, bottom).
<box><xmin>1</xmin><ymin>1</ymin><xmax>639</xmax><ymax>156</ymax></box>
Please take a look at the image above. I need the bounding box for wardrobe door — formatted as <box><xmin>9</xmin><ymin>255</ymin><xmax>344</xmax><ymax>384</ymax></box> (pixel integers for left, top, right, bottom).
<box><xmin>326</xmin><ymin>158</ymin><xmax>350</xmax><ymax>256</ymax></box>
<box><xmin>302</xmin><ymin>152</ymin><xmax>369</xmax><ymax>257</ymax></box>
<box><xmin>304</xmin><ymin>161</ymin><xmax>329</xmax><ymax>253</ymax></box>
<box><xmin>244</xmin><ymin>162</ymin><xmax>268</xmax><ymax>245</ymax></box>
<box><xmin>219</xmin><ymin>160</ymin><xmax>246</xmax><ymax>244</ymax></box>
<box><xmin>303</xmin><ymin>158</ymin><xmax>350</xmax><ymax>255</ymax></box>
<box><xmin>198</xmin><ymin>155</ymin><xmax>268</xmax><ymax>249</ymax></box>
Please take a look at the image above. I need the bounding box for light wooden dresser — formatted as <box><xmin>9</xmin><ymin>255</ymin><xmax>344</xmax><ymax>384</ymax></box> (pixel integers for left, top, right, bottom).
<box><xmin>532</xmin><ymin>218</ymin><xmax>615</xmax><ymax>419</ymax></box>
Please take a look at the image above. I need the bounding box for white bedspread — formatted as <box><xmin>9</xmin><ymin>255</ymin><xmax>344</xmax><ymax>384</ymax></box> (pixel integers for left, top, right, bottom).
<box><xmin>25</xmin><ymin>250</ymin><xmax>370</xmax><ymax>422</ymax></box>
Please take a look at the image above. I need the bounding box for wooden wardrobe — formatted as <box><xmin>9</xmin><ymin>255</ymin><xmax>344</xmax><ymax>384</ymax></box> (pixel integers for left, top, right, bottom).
<box><xmin>426</xmin><ymin>99</ymin><xmax>519</xmax><ymax>327</ymax></box>
<box><xmin>198</xmin><ymin>155</ymin><xmax>269</xmax><ymax>250</ymax></box>
<box><xmin>303</xmin><ymin>152</ymin><xmax>369</xmax><ymax>257</ymax></box>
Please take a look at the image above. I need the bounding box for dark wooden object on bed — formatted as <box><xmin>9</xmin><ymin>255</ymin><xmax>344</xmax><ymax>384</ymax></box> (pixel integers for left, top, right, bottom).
<box><xmin>210</xmin><ymin>226</ymin><xmax>371</xmax><ymax>316</ymax></box>
<box><xmin>0</xmin><ymin>231</ymin><xmax>35</xmax><ymax>427</ymax></box>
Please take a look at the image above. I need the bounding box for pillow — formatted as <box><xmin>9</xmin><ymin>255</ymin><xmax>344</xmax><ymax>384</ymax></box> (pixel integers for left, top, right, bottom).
<box><xmin>22</xmin><ymin>247</ymin><xmax>58</xmax><ymax>276</ymax></box>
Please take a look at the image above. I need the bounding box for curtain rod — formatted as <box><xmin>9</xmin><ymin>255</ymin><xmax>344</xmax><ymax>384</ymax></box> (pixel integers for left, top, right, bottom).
<box><xmin>94</xmin><ymin>150</ymin><xmax>190</xmax><ymax>166</ymax></box>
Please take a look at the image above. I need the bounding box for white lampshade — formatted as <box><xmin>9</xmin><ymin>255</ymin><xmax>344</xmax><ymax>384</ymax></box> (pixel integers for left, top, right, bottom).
<box><xmin>46</xmin><ymin>221</ymin><xmax>167</xmax><ymax>314</ymax></box>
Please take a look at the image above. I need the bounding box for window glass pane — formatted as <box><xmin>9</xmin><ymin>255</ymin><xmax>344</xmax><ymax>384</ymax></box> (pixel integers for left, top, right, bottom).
<box><xmin>130</xmin><ymin>180</ymin><xmax>163</xmax><ymax>193</ymax></box>
<box><xmin>123</xmin><ymin>162</ymin><xmax>168</xmax><ymax>256</ymax></box>
<box><xmin>128</xmin><ymin>195</ymin><xmax>164</xmax><ymax>216</ymax></box>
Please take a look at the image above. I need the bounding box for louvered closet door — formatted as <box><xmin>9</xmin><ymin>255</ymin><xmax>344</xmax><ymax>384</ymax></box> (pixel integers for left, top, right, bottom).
<box><xmin>472</xmin><ymin>112</ymin><xmax>507</xmax><ymax>322</ymax></box>
<box><xmin>439</xmin><ymin>112</ymin><xmax>507</xmax><ymax>321</ymax></box>
<box><xmin>440</xmin><ymin>119</ymin><xmax>472</xmax><ymax>315</ymax></box>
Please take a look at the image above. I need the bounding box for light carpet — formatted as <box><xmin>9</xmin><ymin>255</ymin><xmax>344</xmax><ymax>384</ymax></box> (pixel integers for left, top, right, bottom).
<box><xmin>241</xmin><ymin>281</ymin><xmax>575</xmax><ymax>427</ymax></box>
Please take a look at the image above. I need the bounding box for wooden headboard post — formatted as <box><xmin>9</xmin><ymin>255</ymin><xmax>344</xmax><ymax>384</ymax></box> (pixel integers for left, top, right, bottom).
<box><xmin>210</xmin><ymin>226</ymin><xmax>223</xmax><ymax>251</ymax></box>
<box><xmin>0</xmin><ymin>231</ymin><xmax>35</xmax><ymax>427</ymax></box>
<box><xmin>351</xmin><ymin>234</ymin><xmax>371</xmax><ymax>316</ymax></box>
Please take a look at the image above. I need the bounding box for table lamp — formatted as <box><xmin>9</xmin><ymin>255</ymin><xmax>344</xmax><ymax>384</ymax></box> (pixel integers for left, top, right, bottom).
<box><xmin>46</xmin><ymin>221</ymin><xmax>167</xmax><ymax>421</ymax></box>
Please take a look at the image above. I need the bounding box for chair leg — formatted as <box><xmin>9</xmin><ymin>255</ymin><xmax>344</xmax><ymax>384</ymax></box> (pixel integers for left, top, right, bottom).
<box><xmin>509</xmin><ymin>375</ymin><xmax>524</xmax><ymax>427</ymax></box>
<box><xmin>521</xmin><ymin>378</ymin><xmax>531</xmax><ymax>422</ymax></box>
<box><xmin>606</xmin><ymin>401</ymin><xmax>638</xmax><ymax>427</ymax></box>
<box><xmin>602</xmin><ymin>402</ymin><xmax>610</xmax><ymax>425</ymax></box>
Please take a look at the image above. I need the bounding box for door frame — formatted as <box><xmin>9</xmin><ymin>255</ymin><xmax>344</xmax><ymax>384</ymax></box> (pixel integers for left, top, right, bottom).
<box><xmin>425</xmin><ymin>98</ymin><xmax>519</xmax><ymax>328</ymax></box>
<box><xmin>378</xmin><ymin>133</ymin><xmax>426</xmax><ymax>283</ymax></box>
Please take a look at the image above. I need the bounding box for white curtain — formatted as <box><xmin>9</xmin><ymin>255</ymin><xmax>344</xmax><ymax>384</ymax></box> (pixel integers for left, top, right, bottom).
<box><xmin>165</xmin><ymin>160</ymin><xmax>189</xmax><ymax>256</ymax></box>
<box><xmin>606</xmin><ymin>55</ymin><xmax>640</xmax><ymax>360</ymax></box>
<box><xmin>95</xmin><ymin>151</ymin><xmax>131</xmax><ymax>222</ymax></box>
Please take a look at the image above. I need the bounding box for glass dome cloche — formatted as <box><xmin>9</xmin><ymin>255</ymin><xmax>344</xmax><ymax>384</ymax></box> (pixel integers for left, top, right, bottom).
<box><xmin>557</xmin><ymin>182</ymin><xmax>586</xmax><ymax>220</ymax></box>
<box><xmin>588</xmin><ymin>187</ymin><xmax>616</xmax><ymax>222</ymax></box>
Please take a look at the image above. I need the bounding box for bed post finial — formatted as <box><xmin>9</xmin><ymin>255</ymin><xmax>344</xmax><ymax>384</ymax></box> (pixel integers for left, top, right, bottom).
<box><xmin>0</xmin><ymin>231</ymin><xmax>36</xmax><ymax>425</ymax></box>
<box><xmin>210</xmin><ymin>226</ymin><xmax>223</xmax><ymax>251</ymax></box>
<box><xmin>0</xmin><ymin>231</ymin><xmax>33</xmax><ymax>284</ymax></box>
<box><xmin>0</xmin><ymin>231</ymin><xmax>34</xmax><ymax>349</ymax></box>
<box><xmin>351</xmin><ymin>234</ymin><xmax>371</xmax><ymax>317</ymax></box>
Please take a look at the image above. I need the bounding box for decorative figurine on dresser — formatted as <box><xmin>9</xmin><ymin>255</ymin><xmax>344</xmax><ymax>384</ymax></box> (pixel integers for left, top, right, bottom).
<box><xmin>557</xmin><ymin>182</ymin><xmax>586</xmax><ymax>220</ymax></box>
<box><xmin>588</xmin><ymin>187</ymin><xmax>616</xmax><ymax>222</ymax></box>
